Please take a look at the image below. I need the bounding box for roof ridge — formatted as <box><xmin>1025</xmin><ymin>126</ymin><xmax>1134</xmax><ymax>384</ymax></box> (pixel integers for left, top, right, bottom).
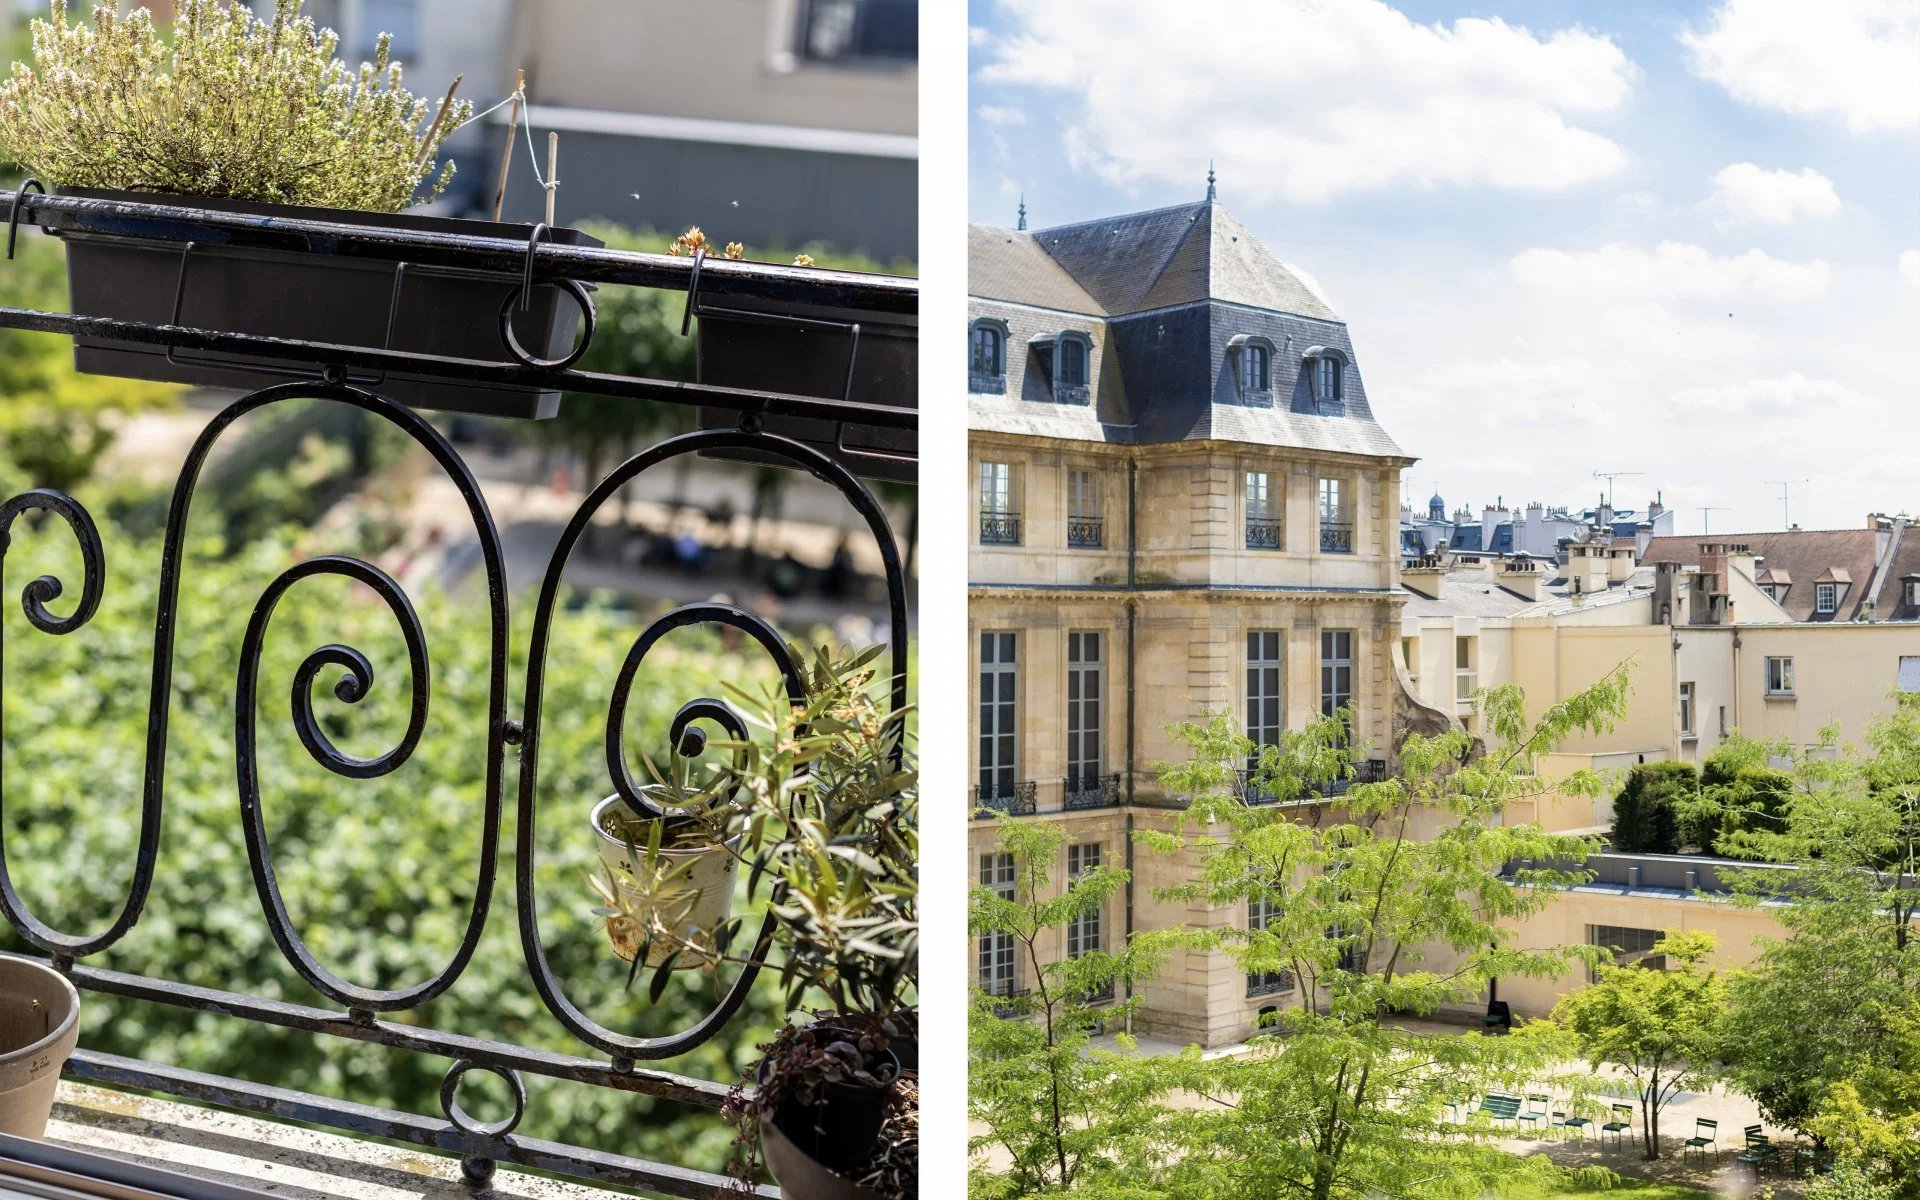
<box><xmin>1031</xmin><ymin>199</ymin><xmax>1206</xmax><ymax>236</ymax></box>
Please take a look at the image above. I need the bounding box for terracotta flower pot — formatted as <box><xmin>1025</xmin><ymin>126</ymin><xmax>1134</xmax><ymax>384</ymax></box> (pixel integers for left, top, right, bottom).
<box><xmin>591</xmin><ymin>795</ymin><xmax>740</xmax><ymax>969</ymax></box>
<box><xmin>0</xmin><ymin>954</ymin><xmax>81</xmax><ymax>1138</ymax></box>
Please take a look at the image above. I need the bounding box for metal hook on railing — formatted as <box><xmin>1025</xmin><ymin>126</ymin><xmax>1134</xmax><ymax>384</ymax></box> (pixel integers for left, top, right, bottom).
<box><xmin>679</xmin><ymin>246</ymin><xmax>706</xmax><ymax>337</ymax></box>
<box><xmin>6</xmin><ymin>178</ymin><xmax>46</xmax><ymax>261</ymax></box>
<box><xmin>519</xmin><ymin>222</ymin><xmax>553</xmax><ymax>314</ymax></box>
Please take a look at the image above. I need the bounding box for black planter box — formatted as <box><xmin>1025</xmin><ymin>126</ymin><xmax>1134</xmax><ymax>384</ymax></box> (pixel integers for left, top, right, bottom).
<box><xmin>58</xmin><ymin>188</ymin><xmax>600</xmax><ymax>419</ymax></box>
<box><xmin>697</xmin><ymin>293</ymin><xmax>917</xmax><ymax>484</ymax></box>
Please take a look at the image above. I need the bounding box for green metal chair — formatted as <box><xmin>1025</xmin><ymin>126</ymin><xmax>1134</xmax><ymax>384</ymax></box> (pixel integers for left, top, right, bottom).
<box><xmin>1683</xmin><ymin>1117</ymin><xmax>1718</xmax><ymax>1162</ymax></box>
<box><xmin>1517</xmin><ymin>1094</ymin><xmax>1550</xmax><ymax>1134</ymax></box>
<box><xmin>1477</xmin><ymin>1094</ymin><xmax>1521</xmax><ymax>1126</ymax></box>
<box><xmin>1601</xmin><ymin>1104</ymin><xmax>1634</xmax><ymax>1149</ymax></box>
<box><xmin>1734</xmin><ymin>1126</ymin><xmax>1775</xmax><ymax>1178</ymax></box>
<box><xmin>1554</xmin><ymin>1107</ymin><xmax>1593</xmax><ymax>1140</ymax></box>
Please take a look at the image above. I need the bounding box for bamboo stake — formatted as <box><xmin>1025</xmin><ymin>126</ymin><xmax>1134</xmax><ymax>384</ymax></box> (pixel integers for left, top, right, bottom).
<box><xmin>490</xmin><ymin>69</ymin><xmax>525</xmax><ymax>222</ymax></box>
<box><xmin>414</xmin><ymin>74</ymin><xmax>463</xmax><ymax>172</ymax></box>
<box><xmin>545</xmin><ymin>131</ymin><xmax>559</xmax><ymax>226</ymax></box>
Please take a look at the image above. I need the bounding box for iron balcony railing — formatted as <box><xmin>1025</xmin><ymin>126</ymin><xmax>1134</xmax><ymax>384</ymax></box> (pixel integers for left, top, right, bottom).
<box><xmin>974</xmin><ymin>780</ymin><xmax>1038</xmax><ymax>817</ymax></box>
<box><xmin>1064</xmin><ymin>772</ymin><xmax>1123</xmax><ymax>810</ymax></box>
<box><xmin>984</xmin><ymin>986</ymin><xmax>1031</xmax><ymax>1018</ymax></box>
<box><xmin>1245</xmin><ymin>517</ymin><xmax>1283</xmax><ymax>550</ymax></box>
<box><xmin>980</xmin><ymin>511</ymin><xmax>1021</xmax><ymax>545</ymax></box>
<box><xmin>1067</xmin><ymin>516</ymin><xmax>1103</xmax><ymax>549</ymax></box>
<box><xmin>1083</xmin><ymin>981</ymin><xmax>1116</xmax><ymax>1005</ymax></box>
<box><xmin>0</xmin><ymin>187</ymin><xmax>916</xmax><ymax>1198</ymax></box>
<box><xmin>1237</xmin><ymin>759</ymin><xmax>1388</xmax><ymax>804</ymax></box>
<box><xmin>1320</xmin><ymin>520</ymin><xmax>1354</xmax><ymax>553</ymax></box>
<box><xmin>1247</xmin><ymin>972</ymin><xmax>1295</xmax><ymax>998</ymax></box>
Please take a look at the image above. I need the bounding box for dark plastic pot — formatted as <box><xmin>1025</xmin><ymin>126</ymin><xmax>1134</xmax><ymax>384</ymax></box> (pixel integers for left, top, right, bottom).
<box><xmin>759</xmin><ymin>1107</ymin><xmax>887</xmax><ymax>1200</ymax></box>
<box><xmin>696</xmin><ymin>293</ymin><xmax>916</xmax><ymax>483</ymax></box>
<box><xmin>57</xmin><ymin>188</ymin><xmax>600</xmax><ymax>419</ymax></box>
<box><xmin>755</xmin><ymin>1036</ymin><xmax>899</xmax><ymax>1194</ymax></box>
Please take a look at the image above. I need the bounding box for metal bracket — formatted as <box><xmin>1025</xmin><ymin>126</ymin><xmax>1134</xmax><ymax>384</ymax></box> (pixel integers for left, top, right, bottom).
<box><xmin>5</xmin><ymin>178</ymin><xmax>45</xmax><ymax>261</ymax></box>
<box><xmin>680</xmin><ymin>246</ymin><xmax>866</xmax><ymax>407</ymax></box>
<box><xmin>497</xmin><ymin>222</ymin><xmax>597</xmax><ymax>370</ymax></box>
<box><xmin>160</xmin><ymin>240</ymin><xmax>392</xmax><ymax>386</ymax></box>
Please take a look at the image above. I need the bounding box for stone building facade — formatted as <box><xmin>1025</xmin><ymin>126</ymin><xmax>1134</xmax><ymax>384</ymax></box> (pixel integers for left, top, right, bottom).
<box><xmin>966</xmin><ymin>194</ymin><xmax>1419</xmax><ymax>1045</ymax></box>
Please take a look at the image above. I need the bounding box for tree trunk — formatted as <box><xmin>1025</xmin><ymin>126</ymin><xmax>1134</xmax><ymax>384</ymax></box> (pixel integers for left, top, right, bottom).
<box><xmin>1641</xmin><ymin>1075</ymin><xmax>1661</xmax><ymax>1160</ymax></box>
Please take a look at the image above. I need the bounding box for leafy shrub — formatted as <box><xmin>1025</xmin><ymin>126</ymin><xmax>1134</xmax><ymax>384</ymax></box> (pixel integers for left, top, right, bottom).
<box><xmin>0</xmin><ymin>1</ymin><xmax>468</xmax><ymax>211</ymax></box>
<box><xmin>1610</xmin><ymin>760</ymin><xmax>1697</xmax><ymax>854</ymax></box>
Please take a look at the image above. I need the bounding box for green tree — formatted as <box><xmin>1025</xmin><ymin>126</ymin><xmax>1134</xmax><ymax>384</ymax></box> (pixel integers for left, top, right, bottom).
<box><xmin>1805</xmin><ymin>1004</ymin><xmax>1920</xmax><ymax>1195</ymax></box>
<box><xmin>1710</xmin><ymin>704</ymin><xmax>1920</xmax><ymax>1137</ymax></box>
<box><xmin>967</xmin><ymin>818</ymin><xmax>1170</xmax><ymax>1199</ymax></box>
<box><xmin>1129</xmin><ymin>670</ymin><xmax>1632</xmax><ymax>1200</ymax></box>
<box><xmin>1552</xmin><ymin>931</ymin><xmax>1725</xmax><ymax>1159</ymax></box>
<box><xmin>1609</xmin><ymin>760</ymin><xmax>1696</xmax><ymax>854</ymax></box>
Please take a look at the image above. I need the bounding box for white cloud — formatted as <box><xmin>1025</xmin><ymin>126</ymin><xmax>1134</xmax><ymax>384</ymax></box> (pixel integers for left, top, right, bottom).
<box><xmin>1901</xmin><ymin>250</ymin><xmax>1920</xmax><ymax>285</ymax></box>
<box><xmin>1705</xmin><ymin>163</ymin><xmax>1841</xmax><ymax>225</ymax></box>
<box><xmin>974</xmin><ymin>105</ymin><xmax>1027</xmax><ymax>127</ymax></box>
<box><xmin>1682</xmin><ymin>0</ymin><xmax>1920</xmax><ymax>134</ymax></box>
<box><xmin>1670</xmin><ymin>373</ymin><xmax>1876</xmax><ymax>417</ymax></box>
<box><xmin>1509</xmin><ymin>242</ymin><xmax>1831</xmax><ymax>301</ymax></box>
<box><xmin>976</xmin><ymin>0</ymin><xmax>1635</xmax><ymax>205</ymax></box>
<box><xmin>968</xmin><ymin>25</ymin><xmax>991</xmax><ymax>47</ymax></box>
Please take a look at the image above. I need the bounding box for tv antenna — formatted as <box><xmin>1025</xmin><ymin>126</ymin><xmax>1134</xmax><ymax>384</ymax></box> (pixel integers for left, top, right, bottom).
<box><xmin>1592</xmin><ymin>469</ymin><xmax>1643</xmax><ymax>509</ymax></box>
<box><xmin>1697</xmin><ymin>506</ymin><xmax>1727</xmax><ymax>535</ymax></box>
<box><xmin>1766</xmin><ymin>479</ymin><xmax>1810</xmax><ymax>528</ymax></box>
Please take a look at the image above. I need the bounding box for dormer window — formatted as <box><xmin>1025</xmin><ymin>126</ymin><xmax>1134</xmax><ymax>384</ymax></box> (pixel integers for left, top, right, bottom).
<box><xmin>969</xmin><ymin>319</ymin><xmax>1008</xmax><ymax>394</ymax></box>
<box><xmin>1906</xmin><ymin>577</ymin><xmax>1920</xmax><ymax>607</ymax></box>
<box><xmin>1816</xmin><ymin>582</ymin><xmax>1839</xmax><ymax>614</ymax></box>
<box><xmin>1302</xmin><ymin>347</ymin><xmax>1348</xmax><ymax>409</ymax></box>
<box><xmin>1315</xmin><ymin>356</ymin><xmax>1343</xmax><ymax>404</ymax></box>
<box><xmin>1028</xmin><ymin>330</ymin><xmax>1093</xmax><ymax>405</ymax></box>
<box><xmin>1227</xmin><ymin>334</ymin><xmax>1275</xmax><ymax>404</ymax></box>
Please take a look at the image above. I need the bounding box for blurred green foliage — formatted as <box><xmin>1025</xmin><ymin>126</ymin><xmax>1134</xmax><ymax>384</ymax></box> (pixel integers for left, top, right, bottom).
<box><xmin>0</xmin><ymin>230</ymin><xmax>179</xmax><ymax>494</ymax></box>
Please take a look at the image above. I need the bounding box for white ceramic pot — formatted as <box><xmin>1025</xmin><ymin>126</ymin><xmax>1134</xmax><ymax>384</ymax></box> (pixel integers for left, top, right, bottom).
<box><xmin>591</xmin><ymin>795</ymin><xmax>741</xmax><ymax>969</ymax></box>
<box><xmin>0</xmin><ymin>954</ymin><xmax>81</xmax><ymax>1138</ymax></box>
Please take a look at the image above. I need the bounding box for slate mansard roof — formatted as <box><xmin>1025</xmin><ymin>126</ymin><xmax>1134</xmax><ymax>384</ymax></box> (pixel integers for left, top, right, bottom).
<box><xmin>968</xmin><ymin>200</ymin><xmax>1407</xmax><ymax>460</ymax></box>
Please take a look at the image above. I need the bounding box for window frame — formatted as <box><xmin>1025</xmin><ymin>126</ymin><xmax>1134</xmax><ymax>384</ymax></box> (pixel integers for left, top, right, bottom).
<box><xmin>979</xmin><ymin>633</ymin><xmax>1020</xmax><ymax>798</ymax></box>
<box><xmin>968</xmin><ymin>318</ymin><xmax>1008</xmax><ymax>393</ymax></box>
<box><xmin>1229</xmin><ymin>334</ymin><xmax>1277</xmax><ymax>402</ymax></box>
<box><xmin>1054</xmin><ymin>331</ymin><xmax>1094</xmax><ymax>400</ymax></box>
<box><xmin>1320</xmin><ymin>628</ymin><xmax>1355</xmax><ymax>723</ymax></box>
<box><xmin>1246</xmin><ymin>895</ymin><xmax>1295</xmax><ymax>996</ymax></box>
<box><xmin>1066</xmin><ymin>632</ymin><xmax>1103</xmax><ymax>791</ymax></box>
<box><xmin>978</xmin><ymin>460</ymin><xmax>1020</xmax><ymax>545</ymax></box>
<box><xmin>1247</xmin><ymin>631</ymin><xmax>1284</xmax><ymax>762</ymax></box>
<box><xmin>1815</xmin><ymin>581</ymin><xmax>1839</xmax><ymax>614</ymax></box>
<box><xmin>795</xmin><ymin>0</ymin><xmax>918</xmax><ymax>69</ymax></box>
<box><xmin>1679</xmin><ymin>681</ymin><xmax>1696</xmax><ymax>736</ymax></box>
<box><xmin>1065</xmin><ymin>843</ymin><xmax>1103</xmax><ymax>959</ymax></box>
<box><xmin>1765</xmin><ymin>655</ymin><xmax>1795</xmax><ymax>697</ymax></box>
<box><xmin>978</xmin><ymin>852</ymin><xmax>1018</xmax><ymax>994</ymax></box>
<box><xmin>1067</xmin><ymin>467</ymin><xmax>1103</xmax><ymax>549</ymax></box>
<box><xmin>1308</xmin><ymin>351</ymin><xmax>1346</xmax><ymax>407</ymax></box>
<box><xmin>1245</xmin><ymin>470</ymin><xmax>1282</xmax><ymax>550</ymax></box>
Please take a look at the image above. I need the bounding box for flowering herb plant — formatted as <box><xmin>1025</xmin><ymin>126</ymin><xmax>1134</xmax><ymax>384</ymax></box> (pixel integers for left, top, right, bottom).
<box><xmin>0</xmin><ymin>1</ymin><xmax>469</xmax><ymax>211</ymax></box>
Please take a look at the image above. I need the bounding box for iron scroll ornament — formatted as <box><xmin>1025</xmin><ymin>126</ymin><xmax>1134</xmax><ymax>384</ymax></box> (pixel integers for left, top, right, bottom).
<box><xmin>515</xmin><ymin>425</ymin><xmax>910</xmax><ymax>1061</ymax></box>
<box><xmin>0</xmin><ymin>380</ymin><xmax>513</xmax><ymax>1013</ymax></box>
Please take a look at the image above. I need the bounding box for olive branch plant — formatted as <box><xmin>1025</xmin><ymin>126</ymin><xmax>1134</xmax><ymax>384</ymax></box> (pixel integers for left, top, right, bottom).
<box><xmin>0</xmin><ymin>0</ymin><xmax>471</xmax><ymax>211</ymax></box>
<box><xmin>588</xmin><ymin>642</ymin><xmax>917</xmax><ymax>1196</ymax></box>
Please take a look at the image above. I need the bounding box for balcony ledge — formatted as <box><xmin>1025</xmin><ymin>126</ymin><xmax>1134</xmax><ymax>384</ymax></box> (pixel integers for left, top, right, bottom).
<box><xmin>43</xmin><ymin>1081</ymin><xmax>610</xmax><ymax>1199</ymax></box>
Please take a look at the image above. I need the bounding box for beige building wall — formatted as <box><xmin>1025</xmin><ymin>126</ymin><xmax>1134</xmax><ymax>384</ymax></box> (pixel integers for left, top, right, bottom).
<box><xmin>517</xmin><ymin>0</ymin><xmax>916</xmax><ymax>133</ymax></box>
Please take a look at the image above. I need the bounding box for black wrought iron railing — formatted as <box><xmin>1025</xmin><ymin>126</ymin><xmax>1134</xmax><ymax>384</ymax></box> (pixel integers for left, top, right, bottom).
<box><xmin>1245</xmin><ymin>517</ymin><xmax>1282</xmax><ymax>550</ymax></box>
<box><xmin>974</xmin><ymin>780</ymin><xmax>1038</xmax><ymax>817</ymax></box>
<box><xmin>1237</xmin><ymin>759</ymin><xmax>1388</xmax><ymax>805</ymax></box>
<box><xmin>1083</xmin><ymin>981</ymin><xmax>1115</xmax><ymax>1005</ymax></box>
<box><xmin>1064</xmin><ymin>772</ymin><xmax>1122</xmax><ymax>810</ymax></box>
<box><xmin>983</xmin><ymin>986</ymin><xmax>1030</xmax><ymax>1018</ymax></box>
<box><xmin>1320</xmin><ymin>520</ymin><xmax>1354</xmax><ymax>553</ymax></box>
<box><xmin>980</xmin><ymin>511</ymin><xmax>1021</xmax><ymax>545</ymax></box>
<box><xmin>0</xmin><ymin>188</ymin><xmax>915</xmax><ymax>1197</ymax></box>
<box><xmin>1067</xmin><ymin>516</ymin><xmax>1103</xmax><ymax>549</ymax></box>
<box><xmin>1247</xmin><ymin>971</ymin><xmax>1294</xmax><ymax>998</ymax></box>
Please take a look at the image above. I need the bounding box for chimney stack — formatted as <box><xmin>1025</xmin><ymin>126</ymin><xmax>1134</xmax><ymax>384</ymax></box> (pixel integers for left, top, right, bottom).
<box><xmin>1497</xmin><ymin>555</ymin><xmax>1544</xmax><ymax>601</ymax></box>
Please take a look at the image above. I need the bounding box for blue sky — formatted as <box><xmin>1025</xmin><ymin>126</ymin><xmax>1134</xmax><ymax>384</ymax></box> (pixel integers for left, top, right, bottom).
<box><xmin>969</xmin><ymin>0</ymin><xmax>1920</xmax><ymax>534</ymax></box>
